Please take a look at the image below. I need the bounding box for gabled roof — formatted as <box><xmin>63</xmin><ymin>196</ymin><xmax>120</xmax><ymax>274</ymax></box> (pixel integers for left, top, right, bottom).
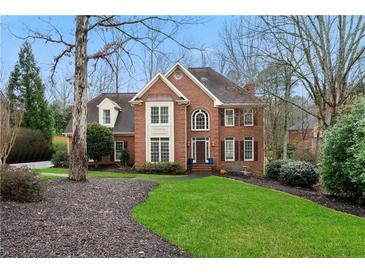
<box><xmin>188</xmin><ymin>67</ymin><xmax>264</xmax><ymax>105</ymax></box>
<box><xmin>97</xmin><ymin>97</ymin><xmax>122</xmax><ymax>110</ymax></box>
<box><xmin>129</xmin><ymin>73</ymin><xmax>188</xmax><ymax>103</ymax></box>
<box><xmin>65</xmin><ymin>93</ymin><xmax>136</xmax><ymax>134</ymax></box>
<box><xmin>165</xmin><ymin>63</ymin><xmax>223</xmax><ymax>106</ymax></box>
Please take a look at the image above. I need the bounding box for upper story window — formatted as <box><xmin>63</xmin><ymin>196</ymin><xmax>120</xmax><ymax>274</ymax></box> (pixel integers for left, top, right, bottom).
<box><xmin>103</xmin><ymin>109</ymin><xmax>111</xmax><ymax>124</ymax></box>
<box><xmin>243</xmin><ymin>109</ymin><xmax>254</xmax><ymax>126</ymax></box>
<box><xmin>224</xmin><ymin>109</ymin><xmax>234</xmax><ymax>126</ymax></box>
<box><xmin>192</xmin><ymin>109</ymin><xmax>209</xmax><ymax>130</ymax></box>
<box><xmin>151</xmin><ymin>106</ymin><xmax>169</xmax><ymax>124</ymax></box>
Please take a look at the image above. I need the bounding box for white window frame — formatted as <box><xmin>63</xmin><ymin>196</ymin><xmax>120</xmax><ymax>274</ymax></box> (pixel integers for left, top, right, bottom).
<box><xmin>244</xmin><ymin>137</ymin><xmax>254</xmax><ymax>161</ymax></box>
<box><xmin>244</xmin><ymin>109</ymin><xmax>254</xmax><ymax>126</ymax></box>
<box><xmin>224</xmin><ymin>137</ymin><xmax>235</xmax><ymax>161</ymax></box>
<box><xmin>224</xmin><ymin>109</ymin><xmax>234</xmax><ymax>127</ymax></box>
<box><xmin>150</xmin><ymin>137</ymin><xmax>170</xmax><ymax>162</ymax></box>
<box><xmin>191</xmin><ymin>109</ymin><xmax>210</xmax><ymax>131</ymax></box>
<box><xmin>103</xmin><ymin>109</ymin><xmax>111</xmax><ymax>125</ymax></box>
<box><xmin>114</xmin><ymin>141</ymin><xmax>125</xmax><ymax>161</ymax></box>
<box><xmin>150</xmin><ymin>106</ymin><xmax>169</xmax><ymax>124</ymax></box>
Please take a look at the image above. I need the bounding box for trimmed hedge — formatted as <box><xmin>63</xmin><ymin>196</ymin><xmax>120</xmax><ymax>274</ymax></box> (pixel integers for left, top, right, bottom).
<box><xmin>139</xmin><ymin>162</ymin><xmax>183</xmax><ymax>174</ymax></box>
<box><xmin>266</xmin><ymin>160</ymin><xmax>292</xmax><ymax>180</ymax></box>
<box><xmin>279</xmin><ymin>161</ymin><xmax>319</xmax><ymax>188</ymax></box>
<box><xmin>51</xmin><ymin>150</ymin><xmax>68</xmax><ymax>167</ymax></box>
<box><xmin>0</xmin><ymin>167</ymin><xmax>46</xmax><ymax>202</ymax></box>
<box><xmin>8</xmin><ymin>128</ymin><xmax>53</xmax><ymax>163</ymax></box>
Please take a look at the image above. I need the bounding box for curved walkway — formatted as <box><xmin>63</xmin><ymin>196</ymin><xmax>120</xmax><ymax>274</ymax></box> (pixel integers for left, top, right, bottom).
<box><xmin>0</xmin><ymin>178</ymin><xmax>190</xmax><ymax>258</ymax></box>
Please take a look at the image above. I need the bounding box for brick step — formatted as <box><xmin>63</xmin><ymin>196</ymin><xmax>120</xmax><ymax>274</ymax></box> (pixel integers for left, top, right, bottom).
<box><xmin>190</xmin><ymin>164</ymin><xmax>215</xmax><ymax>173</ymax></box>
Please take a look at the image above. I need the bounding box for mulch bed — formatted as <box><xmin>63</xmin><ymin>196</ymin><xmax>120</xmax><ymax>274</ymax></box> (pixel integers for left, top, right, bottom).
<box><xmin>230</xmin><ymin>175</ymin><xmax>365</xmax><ymax>218</ymax></box>
<box><xmin>0</xmin><ymin>178</ymin><xmax>190</xmax><ymax>258</ymax></box>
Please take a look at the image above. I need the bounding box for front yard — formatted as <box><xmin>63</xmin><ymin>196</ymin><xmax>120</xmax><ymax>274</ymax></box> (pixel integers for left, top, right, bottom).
<box><xmin>1</xmin><ymin>171</ymin><xmax>364</xmax><ymax>258</ymax></box>
<box><xmin>133</xmin><ymin>176</ymin><xmax>365</xmax><ymax>257</ymax></box>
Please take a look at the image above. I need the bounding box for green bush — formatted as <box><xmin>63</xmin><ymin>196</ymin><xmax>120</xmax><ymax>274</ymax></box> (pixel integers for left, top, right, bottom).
<box><xmin>87</xmin><ymin>123</ymin><xmax>113</xmax><ymax>167</ymax></box>
<box><xmin>266</xmin><ymin>160</ymin><xmax>292</xmax><ymax>180</ymax></box>
<box><xmin>8</xmin><ymin>128</ymin><xmax>54</xmax><ymax>163</ymax></box>
<box><xmin>320</xmin><ymin>98</ymin><xmax>365</xmax><ymax>200</ymax></box>
<box><xmin>0</xmin><ymin>167</ymin><xmax>46</xmax><ymax>202</ymax></box>
<box><xmin>120</xmin><ymin>149</ymin><xmax>130</xmax><ymax>166</ymax></box>
<box><xmin>279</xmin><ymin>160</ymin><xmax>319</xmax><ymax>188</ymax></box>
<box><xmin>51</xmin><ymin>150</ymin><xmax>68</xmax><ymax>167</ymax></box>
<box><xmin>139</xmin><ymin>162</ymin><xmax>183</xmax><ymax>174</ymax></box>
<box><xmin>291</xmin><ymin>148</ymin><xmax>316</xmax><ymax>163</ymax></box>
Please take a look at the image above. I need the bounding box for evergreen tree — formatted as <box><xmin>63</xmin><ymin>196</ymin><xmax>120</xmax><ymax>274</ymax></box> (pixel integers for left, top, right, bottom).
<box><xmin>7</xmin><ymin>42</ymin><xmax>54</xmax><ymax>140</ymax></box>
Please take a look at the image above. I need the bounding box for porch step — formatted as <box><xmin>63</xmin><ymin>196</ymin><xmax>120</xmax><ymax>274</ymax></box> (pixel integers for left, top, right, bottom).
<box><xmin>190</xmin><ymin>164</ymin><xmax>215</xmax><ymax>173</ymax></box>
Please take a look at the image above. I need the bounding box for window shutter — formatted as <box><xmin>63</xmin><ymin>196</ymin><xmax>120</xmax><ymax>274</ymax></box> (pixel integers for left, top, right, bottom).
<box><xmin>124</xmin><ymin>141</ymin><xmax>128</xmax><ymax>149</ymax></box>
<box><xmin>254</xmin><ymin>108</ymin><xmax>258</xmax><ymax>126</ymax></box>
<box><xmin>234</xmin><ymin>109</ymin><xmax>239</xmax><ymax>126</ymax></box>
<box><xmin>220</xmin><ymin>109</ymin><xmax>225</xmax><ymax>126</ymax></box>
<box><xmin>240</xmin><ymin>140</ymin><xmax>244</xmax><ymax>161</ymax></box>
<box><xmin>221</xmin><ymin>141</ymin><xmax>225</xmax><ymax>161</ymax></box>
<box><xmin>235</xmin><ymin>141</ymin><xmax>239</xmax><ymax>161</ymax></box>
<box><xmin>254</xmin><ymin>141</ymin><xmax>258</xmax><ymax>161</ymax></box>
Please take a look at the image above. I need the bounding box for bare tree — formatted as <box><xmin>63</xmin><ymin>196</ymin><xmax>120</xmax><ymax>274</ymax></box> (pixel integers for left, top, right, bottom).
<box><xmin>0</xmin><ymin>91</ymin><xmax>23</xmax><ymax>166</ymax></box>
<box><xmin>19</xmin><ymin>15</ymin><xmax>200</xmax><ymax>181</ymax></box>
<box><xmin>259</xmin><ymin>16</ymin><xmax>365</xmax><ymax>128</ymax></box>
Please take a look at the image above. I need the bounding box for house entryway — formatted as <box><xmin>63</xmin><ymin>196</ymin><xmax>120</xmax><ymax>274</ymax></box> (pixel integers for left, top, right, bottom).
<box><xmin>191</xmin><ymin>137</ymin><xmax>214</xmax><ymax>172</ymax></box>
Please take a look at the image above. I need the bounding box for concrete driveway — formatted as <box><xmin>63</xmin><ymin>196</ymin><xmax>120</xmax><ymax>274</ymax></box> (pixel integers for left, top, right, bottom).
<box><xmin>10</xmin><ymin>161</ymin><xmax>53</xmax><ymax>169</ymax></box>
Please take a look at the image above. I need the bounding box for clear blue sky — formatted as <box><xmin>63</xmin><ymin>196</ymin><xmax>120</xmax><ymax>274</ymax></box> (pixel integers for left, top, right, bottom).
<box><xmin>0</xmin><ymin>16</ymin><xmax>232</xmax><ymax>93</ymax></box>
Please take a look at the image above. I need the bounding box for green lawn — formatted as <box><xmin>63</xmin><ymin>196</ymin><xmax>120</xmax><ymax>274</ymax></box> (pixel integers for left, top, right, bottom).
<box><xmin>33</xmin><ymin>167</ymin><xmax>181</xmax><ymax>179</ymax></box>
<box><xmin>133</xmin><ymin>176</ymin><xmax>365</xmax><ymax>257</ymax></box>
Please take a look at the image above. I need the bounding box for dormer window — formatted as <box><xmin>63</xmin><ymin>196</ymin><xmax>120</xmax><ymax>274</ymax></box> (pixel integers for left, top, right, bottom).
<box><xmin>103</xmin><ymin>109</ymin><xmax>111</xmax><ymax>124</ymax></box>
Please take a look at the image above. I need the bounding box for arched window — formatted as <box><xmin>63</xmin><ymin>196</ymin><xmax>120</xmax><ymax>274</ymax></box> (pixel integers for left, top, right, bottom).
<box><xmin>192</xmin><ymin>109</ymin><xmax>209</xmax><ymax>130</ymax></box>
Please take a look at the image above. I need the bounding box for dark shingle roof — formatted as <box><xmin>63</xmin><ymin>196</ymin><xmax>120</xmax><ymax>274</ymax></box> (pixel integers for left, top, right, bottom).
<box><xmin>65</xmin><ymin>93</ymin><xmax>136</xmax><ymax>134</ymax></box>
<box><xmin>188</xmin><ymin>67</ymin><xmax>263</xmax><ymax>105</ymax></box>
<box><xmin>289</xmin><ymin>115</ymin><xmax>318</xmax><ymax>131</ymax></box>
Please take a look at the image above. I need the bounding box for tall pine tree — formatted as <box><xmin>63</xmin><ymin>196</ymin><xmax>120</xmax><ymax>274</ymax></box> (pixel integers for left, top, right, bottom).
<box><xmin>7</xmin><ymin>42</ymin><xmax>54</xmax><ymax>140</ymax></box>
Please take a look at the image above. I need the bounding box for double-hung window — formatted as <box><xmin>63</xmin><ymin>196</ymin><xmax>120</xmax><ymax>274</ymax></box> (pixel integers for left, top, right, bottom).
<box><xmin>244</xmin><ymin>109</ymin><xmax>254</xmax><ymax>126</ymax></box>
<box><xmin>244</xmin><ymin>137</ymin><xmax>254</xmax><ymax>161</ymax></box>
<box><xmin>224</xmin><ymin>109</ymin><xmax>234</xmax><ymax>126</ymax></box>
<box><xmin>225</xmin><ymin>137</ymin><xmax>235</xmax><ymax>161</ymax></box>
<box><xmin>151</xmin><ymin>106</ymin><xmax>169</xmax><ymax>124</ymax></box>
<box><xmin>103</xmin><ymin>109</ymin><xmax>111</xmax><ymax>124</ymax></box>
<box><xmin>114</xmin><ymin>141</ymin><xmax>124</xmax><ymax>161</ymax></box>
<box><xmin>150</xmin><ymin>138</ymin><xmax>170</xmax><ymax>162</ymax></box>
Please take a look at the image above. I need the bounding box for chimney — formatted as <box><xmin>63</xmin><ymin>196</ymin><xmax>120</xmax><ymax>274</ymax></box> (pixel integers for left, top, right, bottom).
<box><xmin>244</xmin><ymin>83</ymin><xmax>255</xmax><ymax>96</ymax></box>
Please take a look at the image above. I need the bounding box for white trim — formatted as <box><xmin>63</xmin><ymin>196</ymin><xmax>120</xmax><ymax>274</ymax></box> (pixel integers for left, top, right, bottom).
<box><xmin>97</xmin><ymin>97</ymin><xmax>122</xmax><ymax>110</ymax></box>
<box><xmin>130</xmin><ymin>73</ymin><xmax>188</xmax><ymax>102</ymax></box>
<box><xmin>191</xmin><ymin>109</ymin><xmax>210</xmax><ymax>131</ymax></box>
<box><xmin>165</xmin><ymin>63</ymin><xmax>223</xmax><ymax>107</ymax></box>
<box><xmin>224</xmin><ymin>137</ymin><xmax>235</xmax><ymax>161</ymax></box>
<box><xmin>244</xmin><ymin>137</ymin><xmax>254</xmax><ymax>161</ymax></box>
<box><xmin>114</xmin><ymin>141</ymin><xmax>125</xmax><ymax>162</ymax></box>
<box><xmin>191</xmin><ymin>137</ymin><xmax>210</xmax><ymax>163</ymax></box>
<box><xmin>224</xmin><ymin>109</ymin><xmax>235</xmax><ymax>127</ymax></box>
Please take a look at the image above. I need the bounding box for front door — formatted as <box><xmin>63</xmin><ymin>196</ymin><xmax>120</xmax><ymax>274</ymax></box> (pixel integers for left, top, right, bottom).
<box><xmin>196</xmin><ymin>141</ymin><xmax>206</xmax><ymax>163</ymax></box>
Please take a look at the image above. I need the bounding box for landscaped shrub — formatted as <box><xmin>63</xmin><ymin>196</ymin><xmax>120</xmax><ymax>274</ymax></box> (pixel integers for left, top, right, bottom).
<box><xmin>266</xmin><ymin>160</ymin><xmax>292</xmax><ymax>180</ymax></box>
<box><xmin>7</xmin><ymin>128</ymin><xmax>54</xmax><ymax>163</ymax></box>
<box><xmin>51</xmin><ymin>150</ymin><xmax>68</xmax><ymax>167</ymax></box>
<box><xmin>139</xmin><ymin>162</ymin><xmax>183</xmax><ymax>174</ymax></box>
<box><xmin>119</xmin><ymin>149</ymin><xmax>130</xmax><ymax>166</ymax></box>
<box><xmin>0</xmin><ymin>166</ymin><xmax>46</xmax><ymax>202</ymax></box>
<box><xmin>291</xmin><ymin>148</ymin><xmax>316</xmax><ymax>163</ymax></box>
<box><xmin>87</xmin><ymin>123</ymin><xmax>114</xmax><ymax>167</ymax></box>
<box><xmin>320</xmin><ymin>97</ymin><xmax>365</xmax><ymax>200</ymax></box>
<box><xmin>279</xmin><ymin>160</ymin><xmax>319</xmax><ymax>188</ymax></box>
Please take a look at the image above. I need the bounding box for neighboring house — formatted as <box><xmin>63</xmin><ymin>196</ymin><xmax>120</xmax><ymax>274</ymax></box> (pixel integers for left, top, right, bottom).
<box><xmin>65</xmin><ymin>63</ymin><xmax>265</xmax><ymax>173</ymax></box>
<box><xmin>288</xmin><ymin>115</ymin><xmax>322</xmax><ymax>153</ymax></box>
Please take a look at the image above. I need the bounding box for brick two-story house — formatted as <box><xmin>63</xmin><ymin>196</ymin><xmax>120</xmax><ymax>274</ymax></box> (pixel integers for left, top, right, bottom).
<box><xmin>65</xmin><ymin>63</ymin><xmax>265</xmax><ymax>173</ymax></box>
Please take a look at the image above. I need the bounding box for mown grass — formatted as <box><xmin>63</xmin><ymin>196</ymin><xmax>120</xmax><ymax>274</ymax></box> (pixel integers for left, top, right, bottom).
<box><xmin>33</xmin><ymin>167</ymin><xmax>182</xmax><ymax>179</ymax></box>
<box><xmin>133</xmin><ymin>176</ymin><xmax>365</xmax><ymax>258</ymax></box>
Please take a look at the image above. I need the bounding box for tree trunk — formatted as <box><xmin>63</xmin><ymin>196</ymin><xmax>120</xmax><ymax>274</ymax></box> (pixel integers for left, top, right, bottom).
<box><xmin>69</xmin><ymin>16</ymin><xmax>88</xmax><ymax>181</ymax></box>
<box><xmin>282</xmin><ymin>78</ymin><xmax>291</xmax><ymax>160</ymax></box>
